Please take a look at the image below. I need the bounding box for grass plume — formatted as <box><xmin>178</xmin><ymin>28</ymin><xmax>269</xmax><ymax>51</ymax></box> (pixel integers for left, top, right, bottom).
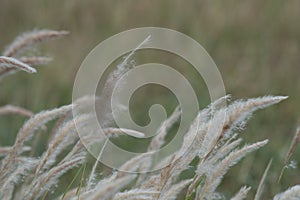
<box><xmin>0</xmin><ymin>29</ymin><xmax>297</xmax><ymax>200</ymax></box>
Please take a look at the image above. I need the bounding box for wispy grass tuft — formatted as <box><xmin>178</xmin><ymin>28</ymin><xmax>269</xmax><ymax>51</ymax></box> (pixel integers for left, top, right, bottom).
<box><xmin>0</xmin><ymin>29</ymin><xmax>297</xmax><ymax>200</ymax></box>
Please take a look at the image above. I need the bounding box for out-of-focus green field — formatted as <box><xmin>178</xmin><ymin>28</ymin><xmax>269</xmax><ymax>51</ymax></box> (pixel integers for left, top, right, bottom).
<box><xmin>0</xmin><ymin>0</ymin><xmax>299</xmax><ymax>199</ymax></box>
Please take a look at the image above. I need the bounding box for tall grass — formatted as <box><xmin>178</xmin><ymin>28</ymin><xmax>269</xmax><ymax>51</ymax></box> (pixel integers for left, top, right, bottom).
<box><xmin>0</xmin><ymin>30</ymin><xmax>299</xmax><ymax>200</ymax></box>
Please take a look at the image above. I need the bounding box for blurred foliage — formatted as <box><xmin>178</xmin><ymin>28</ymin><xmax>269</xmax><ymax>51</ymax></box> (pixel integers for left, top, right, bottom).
<box><xmin>0</xmin><ymin>0</ymin><xmax>299</xmax><ymax>199</ymax></box>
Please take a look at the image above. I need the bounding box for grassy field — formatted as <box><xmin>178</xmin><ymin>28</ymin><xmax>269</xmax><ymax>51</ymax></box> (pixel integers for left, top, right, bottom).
<box><xmin>0</xmin><ymin>0</ymin><xmax>299</xmax><ymax>199</ymax></box>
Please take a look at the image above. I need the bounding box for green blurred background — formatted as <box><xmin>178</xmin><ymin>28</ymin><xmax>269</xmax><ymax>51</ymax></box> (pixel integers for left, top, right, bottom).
<box><xmin>0</xmin><ymin>0</ymin><xmax>299</xmax><ymax>199</ymax></box>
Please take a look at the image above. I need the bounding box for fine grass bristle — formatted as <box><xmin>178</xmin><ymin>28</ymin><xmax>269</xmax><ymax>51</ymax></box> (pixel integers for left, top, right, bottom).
<box><xmin>3</xmin><ymin>29</ymin><xmax>69</xmax><ymax>57</ymax></box>
<box><xmin>254</xmin><ymin>159</ymin><xmax>273</xmax><ymax>200</ymax></box>
<box><xmin>231</xmin><ymin>186</ymin><xmax>251</xmax><ymax>200</ymax></box>
<box><xmin>285</xmin><ymin>127</ymin><xmax>300</xmax><ymax>164</ymax></box>
<box><xmin>0</xmin><ymin>105</ymin><xmax>33</xmax><ymax>117</ymax></box>
<box><xmin>19</xmin><ymin>57</ymin><xmax>52</xmax><ymax>66</ymax></box>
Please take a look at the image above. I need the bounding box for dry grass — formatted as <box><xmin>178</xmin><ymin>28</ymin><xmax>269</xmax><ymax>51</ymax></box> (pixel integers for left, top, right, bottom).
<box><xmin>0</xmin><ymin>30</ymin><xmax>299</xmax><ymax>200</ymax></box>
<box><xmin>285</xmin><ymin>127</ymin><xmax>300</xmax><ymax>164</ymax></box>
<box><xmin>0</xmin><ymin>29</ymin><xmax>68</xmax><ymax>78</ymax></box>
